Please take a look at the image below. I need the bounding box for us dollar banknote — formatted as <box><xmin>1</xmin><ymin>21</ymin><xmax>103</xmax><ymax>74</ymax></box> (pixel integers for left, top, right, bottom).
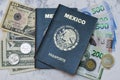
<box><xmin>10</xmin><ymin>68</ymin><xmax>35</xmax><ymax>75</ymax></box>
<box><xmin>0</xmin><ymin>39</ymin><xmax>3</xmax><ymax>69</ymax></box>
<box><xmin>7</xmin><ymin>32</ymin><xmax>32</xmax><ymax>40</ymax></box>
<box><xmin>0</xmin><ymin>32</ymin><xmax>35</xmax><ymax>69</ymax></box>
<box><xmin>0</xmin><ymin>31</ymin><xmax>7</xmax><ymax>69</ymax></box>
<box><xmin>1</xmin><ymin>1</ymin><xmax>35</xmax><ymax>39</ymax></box>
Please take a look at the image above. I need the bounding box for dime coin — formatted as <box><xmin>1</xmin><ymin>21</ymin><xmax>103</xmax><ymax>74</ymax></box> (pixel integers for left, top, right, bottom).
<box><xmin>20</xmin><ymin>43</ymin><xmax>32</xmax><ymax>54</ymax></box>
<box><xmin>85</xmin><ymin>59</ymin><xmax>96</xmax><ymax>71</ymax></box>
<box><xmin>8</xmin><ymin>54</ymin><xmax>19</xmax><ymax>65</ymax></box>
<box><xmin>101</xmin><ymin>54</ymin><xmax>114</xmax><ymax>69</ymax></box>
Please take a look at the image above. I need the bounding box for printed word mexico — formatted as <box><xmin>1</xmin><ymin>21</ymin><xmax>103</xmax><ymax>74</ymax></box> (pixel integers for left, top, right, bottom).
<box><xmin>64</xmin><ymin>13</ymin><xmax>86</xmax><ymax>24</ymax></box>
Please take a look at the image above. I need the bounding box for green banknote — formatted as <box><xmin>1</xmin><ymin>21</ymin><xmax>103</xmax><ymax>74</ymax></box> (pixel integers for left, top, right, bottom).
<box><xmin>77</xmin><ymin>30</ymin><xmax>113</xmax><ymax>80</ymax></box>
<box><xmin>94</xmin><ymin>30</ymin><xmax>114</xmax><ymax>53</ymax></box>
<box><xmin>77</xmin><ymin>45</ymin><xmax>104</xmax><ymax>80</ymax></box>
<box><xmin>0</xmin><ymin>32</ymin><xmax>35</xmax><ymax>69</ymax></box>
<box><xmin>0</xmin><ymin>40</ymin><xmax>3</xmax><ymax>69</ymax></box>
<box><xmin>0</xmin><ymin>31</ymin><xmax>7</xmax><ymax>69</ymax></box>
<box><xmin>1</xmin><ymin>1</ymin><xmax>35</xmax><ymax>39</ymax></box>
<box><xmin>10</xmin><ymin>68</ymin><xmax>35</xmax><ymax>74</ymax></box>
<box><xmin>7</xmin><ymin>32</ymin><xmax>32</xmax><ymax>40</ymax></box>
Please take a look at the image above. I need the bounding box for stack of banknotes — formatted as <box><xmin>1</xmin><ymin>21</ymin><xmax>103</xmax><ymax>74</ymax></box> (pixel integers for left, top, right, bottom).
<box><xmin>77</xmin><ymin>1</ymin><xmax>117</xmax><ymax>80</ymax></box>
<box><xmin>0</xmin><ymin>1</ymin><xmax>117</xmax><ymax>80</ymax></box>
<box><xmin>0</xmin><ymin>1</ymin><xmax>35</xmax><ymax>74</ymax></box>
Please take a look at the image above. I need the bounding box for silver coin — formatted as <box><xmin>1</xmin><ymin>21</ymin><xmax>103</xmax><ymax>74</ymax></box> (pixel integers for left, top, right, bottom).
<box><xmin>8</xmin><ymin>54</ymin><xmax>19</xmax><ymax>65</ymax></box>
<box><xmin>20</xmin><ymin>43</ymin><xmax>32</xmax><ymax>54</ymax></box>
<box><xmin>101</xmin><ymin>54</ymin><xmax>114</xmax><ymax>69</ymax></box>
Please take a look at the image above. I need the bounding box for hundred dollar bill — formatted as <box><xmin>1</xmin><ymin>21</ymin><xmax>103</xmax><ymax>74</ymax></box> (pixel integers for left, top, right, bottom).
<box><xmin>1</xmin><ymin>39</ymin><xmax>35</xmax><ymax>68</ymax></box>
<box><xmin>1</xmin><ymin>1</ymin><xmax>35</xmax><ymax>39</ymax></box>
<box><xmin>10</xmin><ymin>68</ymin><xmax>35</xmax><ymax>75</ymax></box>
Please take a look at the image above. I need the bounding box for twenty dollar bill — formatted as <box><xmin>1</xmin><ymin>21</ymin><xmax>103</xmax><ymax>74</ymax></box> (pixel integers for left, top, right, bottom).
<box><xmin>1</xmin><ymin>1</ymin><xmax>35</xmax><ymax>39</ymax></box>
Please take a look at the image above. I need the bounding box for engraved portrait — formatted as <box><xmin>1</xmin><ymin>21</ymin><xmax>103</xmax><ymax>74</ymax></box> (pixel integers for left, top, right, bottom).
<box><xmin>23</xmin><ymin>11</ymin><xmax>35</xmax><ymax>37</ymax></box>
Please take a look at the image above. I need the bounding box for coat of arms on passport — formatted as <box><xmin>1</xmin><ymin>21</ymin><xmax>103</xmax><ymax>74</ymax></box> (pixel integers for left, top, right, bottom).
<box><xmin>36</xmin><ymin>4</ymin><xmax>98</xmax><ymax>74</ymax></box>
<box><xmin>54</xmin><ymin>25</ymin><xmax>79</xmax><ymax>51</ymax></box>
<box><xmin>35</xmin><ymin>8</ymin><xmax>77</xmax><ymax>69</ymax></box>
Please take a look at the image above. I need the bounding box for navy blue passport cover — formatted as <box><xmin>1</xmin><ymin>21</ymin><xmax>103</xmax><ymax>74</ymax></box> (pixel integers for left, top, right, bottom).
<box><xmin>36</xmin><ymin>5</ymin><xmax>97</xmax><ymax>74</ymax></box>
<box><xmin>35</xmin><ymin>8</ymin><xmax>56</xmax><ymax>69</ymax></box>
<box><xmin>35</xmin><ymin>8</ymin><xmax>56</xmax><ymax>51</ymax></box>
<box><xmin>35</xmin><ymin>8</ymin><xmax>77</xmax><ymax>69</ymax></box>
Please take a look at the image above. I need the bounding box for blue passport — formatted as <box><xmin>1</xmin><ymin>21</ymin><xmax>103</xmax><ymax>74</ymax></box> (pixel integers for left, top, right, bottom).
<box><xmin>35</xmin><ymin>8</ymin><xmax>56</xmax><ymax>69</ymax></box>
<box><xmin>36</xmin><ymin>5</ymin><xmax>98</xmax><ymax>74</ymax></box>
<box><xmin>35</xmin><ymin>8</ymin><xmax>56</xmax><ymax>51</ymax></box>
<box><xmin>35</xmin><ymin>8</ymin><xmax>77</xmax><ymax>69</ymax></box>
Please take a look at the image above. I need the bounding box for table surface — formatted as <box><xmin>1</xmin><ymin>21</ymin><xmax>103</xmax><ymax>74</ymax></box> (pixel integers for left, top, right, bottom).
<box><xmin>0</xmin><ymin>0</ymin><xmax>120</xmax><ymax>80</ymax></box>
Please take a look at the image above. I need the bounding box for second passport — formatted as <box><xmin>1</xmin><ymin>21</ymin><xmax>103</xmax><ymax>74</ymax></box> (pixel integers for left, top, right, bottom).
<box><xmin>35</xmin><ymin>8</ymin><xmax>77</xmax><ymax>69</ymax></box>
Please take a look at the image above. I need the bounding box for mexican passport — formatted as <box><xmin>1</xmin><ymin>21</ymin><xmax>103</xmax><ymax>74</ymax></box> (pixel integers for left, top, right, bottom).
<box><xmin>35</xmin><ymin>8</ymin><xmax>77</xmax><ymax>69</ymax></box>
<box><xmin>35</xmin><ymin>8</ymin><xmax>56</xmax><ymax>69</ymax></box>
<box><xmin>36</xmin><ymin>5</ymin><xmax>98</xmax><ymax>74</ymax></box>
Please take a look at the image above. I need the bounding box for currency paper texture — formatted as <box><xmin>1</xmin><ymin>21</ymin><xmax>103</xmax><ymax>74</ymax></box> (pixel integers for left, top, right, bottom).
<box><xmin>0</xmin><ymin>1</ymin><xmax>35</xmax><ymax>75</ymax></box>
<box><xmin>77</xmin><ymin>1</ymin><xmax>117</xmax><ymax>80</ymax></box>
<box><xmin>0</xmin><ymin>32</ymin><xmax>35</xmax><ymax>69</ymax></box>
<box><xmin>10</xmin><ymin>68</ymin><xmax>35</xmax><ymax>74</ymax></box>
<box><xmin>1</xmin><ymin>1</ymin><xmax>35</xmax><ymax>39</ymax></box>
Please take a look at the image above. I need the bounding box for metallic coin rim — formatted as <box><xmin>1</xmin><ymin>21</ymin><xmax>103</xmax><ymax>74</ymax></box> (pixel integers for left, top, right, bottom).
<box><xmin>85</xmin><ymin>59</ymin><xmax>96</xmax><ymax>71</ymax></box>
<box><xmin>20</xmin><ymin>43</ymin><xmax>32</xmax><ymax>54</ymax></box>
<box><xmin>101</xmin><ymin>54</ymin><xmax>114</xmax><ymax>68</ymax></box>
<box><xmin>8</xmin><ymin>54</ymin><xmax>20</xmax><ymax>65</ymax></box>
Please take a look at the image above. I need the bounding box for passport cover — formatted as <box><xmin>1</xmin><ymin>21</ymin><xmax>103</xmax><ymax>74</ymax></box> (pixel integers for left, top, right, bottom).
<box><xmin>36</xmin><ymin>5</ymin><xmax>98</xmax><ymax>74</ymax></box>
<box><xmin>35</xmin><ymin>8</ymin><xmax>77</xmax><ymax>69</ymax></box>
<box><xmin>35</xmin><ymin>8</ymin><xmax>56</xmax><ymax>51</ymax></box>
<box><xmin>35</xmin><ymin>8</ymin><xmax>56</xmax><ymax>69</ymax></box>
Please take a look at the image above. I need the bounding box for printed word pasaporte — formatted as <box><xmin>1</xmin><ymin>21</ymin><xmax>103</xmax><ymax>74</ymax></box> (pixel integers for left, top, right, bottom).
<box><xmin>48</xmin><ymin>53</ymin><xmax>66</xmax><ymax>63</ymax></box>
